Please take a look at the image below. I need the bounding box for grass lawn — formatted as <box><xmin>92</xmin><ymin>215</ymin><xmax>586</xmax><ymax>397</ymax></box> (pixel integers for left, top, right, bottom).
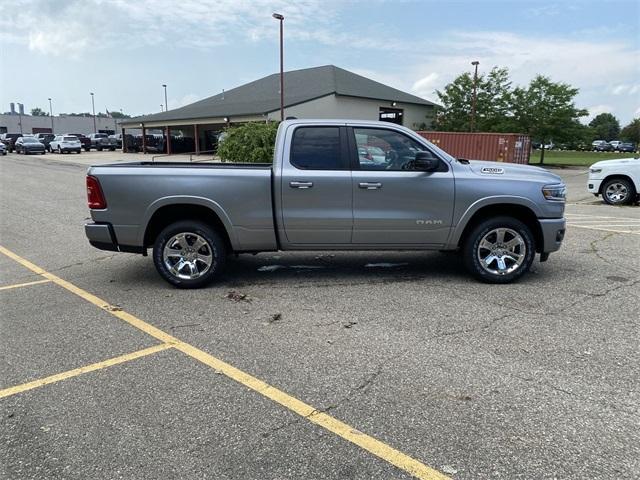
<box><xmin>528</xmin><ymin>150</ymin><xmax>637</xmax><ymax>167</ymax></box>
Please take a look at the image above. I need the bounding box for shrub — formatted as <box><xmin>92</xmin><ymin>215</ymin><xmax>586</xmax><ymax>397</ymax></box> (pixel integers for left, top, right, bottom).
<box><xmin>217</xmin><ymin>121</ymin><xmax>279</xmax><ymax>163</ymax></box>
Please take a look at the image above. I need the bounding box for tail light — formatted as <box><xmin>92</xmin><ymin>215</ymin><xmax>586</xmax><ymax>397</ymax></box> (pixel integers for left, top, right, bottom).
<box><xmin>86</xmin><ymin>175</ymin><xmax>107</xmax><ymax>209</ymax></box>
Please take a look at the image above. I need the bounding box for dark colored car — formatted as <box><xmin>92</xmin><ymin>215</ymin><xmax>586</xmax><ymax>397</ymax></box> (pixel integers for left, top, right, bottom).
<box><xmin>66</xmin><ymin>133</ymin><xmax>91</xmax><ymax>151</ymax></box>
<box><xmin>0</xmin><ymin>133</ymin><xmax>23</xmax><ymax>152</ymax></box>
<box><xmin>617</xmin><ymin>142</ymin><xmax>637</xmax><ymax>153</ymax></box>
<box><xmin>35</xmin><ymin>133</ymin><xmax>55</xmax><ymax>151</ymax></box>
<box><xmin>592</xmin><ymin>140</ymin><xmax>613</xmax><ymax>152</ymax></box>
<box><xmin>15</xmin><ymin>136</ymin><xmax>46</xmax><ymax>155</ymax></box>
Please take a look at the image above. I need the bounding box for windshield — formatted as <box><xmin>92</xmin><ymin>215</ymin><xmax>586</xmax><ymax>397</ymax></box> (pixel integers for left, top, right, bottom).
<box><xmin>23</xmin><ymin>137</ymin><xmax>40</xmax><ymax>143</ymax></box>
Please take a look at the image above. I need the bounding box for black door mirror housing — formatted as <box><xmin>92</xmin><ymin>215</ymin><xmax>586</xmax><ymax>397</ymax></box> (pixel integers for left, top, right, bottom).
<box><xmin>413</xmin><ymin>151</ymin><xmax>439</xmax><ymax>172</ymax></box>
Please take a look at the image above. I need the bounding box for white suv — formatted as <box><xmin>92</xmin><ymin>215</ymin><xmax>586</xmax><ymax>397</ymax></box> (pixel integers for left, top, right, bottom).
<box><xmin>588</xmin><ymin>157</ymin><xmax>640</xmax><ymax>205</ymax></box>
<box><xmin>49</xmin><ymin>135</ymin><xmax>82</xmax><ymax>154</ymax></box>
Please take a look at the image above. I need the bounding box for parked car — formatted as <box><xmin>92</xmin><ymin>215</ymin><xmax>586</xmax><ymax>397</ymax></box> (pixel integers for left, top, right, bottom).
<box><xmin>85</xmin><ymin>119</ymin><xmax>567</xmax><ymax>288</ymax></box>
<box><xmin>88</xmin><ymin>133</ymin><xmax>116</xmax><ymax>151</ymax></box>
<box><xmin>35</xmin><ymin>133</ymin><xmax>55</xmax><ymax>150</ymax></box>
<box><xmin>0</xmin><ymin>133</ymin><xmax>23</xmax><ymax>152</ymax></box>
<box><xmin>588</xmin><ymin>157</ymin><xmax>639</xmax><ymax>205</ymax></box>
<box><xmin>592</xmin><ymin>140</ymin><xmax>613</xmax><ymax>152</ymax></box>
<box><xmin>14</xmin><ymin>136</ymin><xmax>46</xmax><ymax>155</ymax></box>
<box><xmin>49</xmin><ymin>135</ymin><xmax>82</xmax><ymax>154</ymax></box>
<box><xmin>108</xmin><ymin>133</ymin><xmax>122</xmax><ymax>148</ymax></box>
<box><xmin>0</xmin><ymin>142</ymin><xmax>6</xmax><ymax>155</ymax></box>
<box><xmin>609</xmin><ymin>140</ymin><xmax>623</xmax><ymax>151</ymax></box>
<box><xmin>617</xmin><ymin>142</ymin><xmax>636</xmax><ymax>153</ymax></box>
<box><xmin>67</xmin><ymin>133</ymin><xmax>91</xmax><ymax>151</ymax></box>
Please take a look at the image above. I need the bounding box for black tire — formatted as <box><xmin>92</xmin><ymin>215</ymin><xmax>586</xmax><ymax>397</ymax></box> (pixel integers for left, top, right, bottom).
<box><xmin>463</xmin><ymin>216</ymin><xmax>535</xmax><ymax>284</ymax></box>
<box><xmin>84</xmin><ymin>147</ymin><xmax>90</xmax><ymax>151</ymax></box>
<box><xmin>601</xmin><ymin>177</ymin><xmax>635</xmax><ymax>206</ymax></box>
<box><xmin>152</xmin><ymin>220</ymin><xmax>227</xmax><ymax>288</ymax></box>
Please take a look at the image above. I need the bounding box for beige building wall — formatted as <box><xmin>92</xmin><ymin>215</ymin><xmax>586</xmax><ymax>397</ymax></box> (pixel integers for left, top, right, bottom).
<box><xmin>266</xmin><ymin>94</ymin><xmax>435</xmax><ymax>130</ymax></box>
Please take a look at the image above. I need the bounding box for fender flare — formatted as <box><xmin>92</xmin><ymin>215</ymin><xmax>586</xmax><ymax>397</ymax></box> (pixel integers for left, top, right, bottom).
<box><xmin>138</xmin><ymin>195</ymin><xmax>240</xmax><ymax>249</ymax></box>
<box><xmin>448</xmin><ymin>195</ymin><xmax>543</xmax><ymax>247</ymax></box>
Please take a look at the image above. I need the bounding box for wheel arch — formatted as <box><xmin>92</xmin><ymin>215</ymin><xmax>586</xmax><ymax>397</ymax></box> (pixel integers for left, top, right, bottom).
<box><xmin>141</xmin><ymin>197</ymin><xmax>238</xmax><ymax>252</ymax></box>
<box><xmin>598</xmin><ymin>174</ymin><xmax>637</xmax><ymax>195</ymax></box>
<box><xmin>452</xmin><ymin>200</ymin><xmax>544</xmax><ymax>253</ymax></box>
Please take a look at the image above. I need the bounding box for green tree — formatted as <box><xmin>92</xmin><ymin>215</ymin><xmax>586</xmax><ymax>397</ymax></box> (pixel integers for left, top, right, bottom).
<box><xmin>110</xmin><ymin>111</ymin><xmax>131</xmax><ymax>119</ymax></box>
<box><xmin>30</xmin><ymin>107</ymin><xmax>48</xmax><ymax>116</ymax></box>
<box><xmin>619</xmin><ymin>118</ymin><xmax>640</xmax><ymax>144</ymax></box>
<box><xmin>435</xmin><ymin>67</ymin><xmax>513</xmax><ymax>132</ymax></box>
<box><xmin>511</xmin><ymin>75</ymin><xmax>587</xmax><ymax>164</ymax></box>
<box><xmin>588</xmin><ymin>113</ymin><xmax>620</xmax><ymax>141</ymax></box>
<box><xmin>217</xmin><ymin>122</ymin><xmax>279</xmax><ymax>163</ymax></box>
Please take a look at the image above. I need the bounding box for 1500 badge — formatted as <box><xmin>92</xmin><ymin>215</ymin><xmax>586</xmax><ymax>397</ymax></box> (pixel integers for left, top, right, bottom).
<box><xmin>481</xmin><ymin>167</ymin><xmax>505</xmax><ymax>174</ymax></box>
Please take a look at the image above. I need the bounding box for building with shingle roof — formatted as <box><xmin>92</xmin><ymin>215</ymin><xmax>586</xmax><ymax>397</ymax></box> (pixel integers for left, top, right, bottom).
<box><xmin>120</xmin><ymin>65</ymin><xmax>438</xmax><ymax>154</ymax></box>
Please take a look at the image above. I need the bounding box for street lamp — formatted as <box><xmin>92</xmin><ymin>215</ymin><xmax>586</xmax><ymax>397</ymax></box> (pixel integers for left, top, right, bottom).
<box><xmin>272</xmin><ymin>13</ymin><xmax>284</xmax><ymax>121</ymax></box>
<box><xmin>160</xmin><ymin>104</ymin><xmax>164</xmax><ymax>112</ymax></box>
<box><xmin>17</xmin><ymin>103</ymin><xmax>23</xmax><ymax>135</ymax></box>
<box><xmin>470</xmin><ymin>61</ymin><xmax>479</xmax><ymax>132</ymax></box>
<box><xmin>162</xmin><ymin>84</ymin><xmax>168</xmax><ymax>111</ymax></box>
<box><xmin>48</xmin><ymin>98</ymin><xmax>54</xmax><ymax>132</ymax></box>
<box><xmin>90</xmin><ymin>92</ymin><xmax>96</xmax><ymax>133</ymax></box>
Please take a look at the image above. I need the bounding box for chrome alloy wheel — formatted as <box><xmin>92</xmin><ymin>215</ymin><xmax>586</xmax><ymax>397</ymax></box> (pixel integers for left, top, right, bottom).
<box><xmin>604</xmin><ymin>182</ymin><xmax>629</xmax><ymax>204</ymax></box>
<box><xmin>163</xmin><ymin>232</ymin><xmax>213</xmax><ymax>280</ymax></box>
<box><xmin>477</xmin><ymin>228</ymin><xmax>526</xmax><ymax>276</ymax></box>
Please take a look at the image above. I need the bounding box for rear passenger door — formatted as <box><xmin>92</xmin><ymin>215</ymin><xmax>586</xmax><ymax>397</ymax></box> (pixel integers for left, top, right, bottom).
<box><xmin>280</xmin><ymin>126</ymin><xmax>352</xmax><ymax>245</ymax></box>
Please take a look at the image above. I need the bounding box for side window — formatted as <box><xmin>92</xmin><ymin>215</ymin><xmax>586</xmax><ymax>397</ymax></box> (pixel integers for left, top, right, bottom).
<box><xmin>353</xmin><ymin>128</ymin><xmax>436</xmax><ymax>171</ymax></box>
<box><xmin>290</xmin><ymin>127</ymin><xmax>343</xmax><ymax>170</ymax></box>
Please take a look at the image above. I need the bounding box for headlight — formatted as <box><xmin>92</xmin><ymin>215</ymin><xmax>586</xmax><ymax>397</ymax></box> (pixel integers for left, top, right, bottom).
<box><xmin>589</xmin><ymin>167</ymin><xmax>602</xmax><ymax>174</ymax></box>
<box><xmin>542</xmin><ymin>184</ymin><xmax>566</xmax><ymax>201</ymax></box>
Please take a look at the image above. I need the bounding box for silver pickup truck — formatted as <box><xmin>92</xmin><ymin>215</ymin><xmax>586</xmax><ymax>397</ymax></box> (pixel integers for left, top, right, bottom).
<box><xmin>85</xmin><ymin>119</ymin><xmax>566</xmax><ymax>287</ymax></box>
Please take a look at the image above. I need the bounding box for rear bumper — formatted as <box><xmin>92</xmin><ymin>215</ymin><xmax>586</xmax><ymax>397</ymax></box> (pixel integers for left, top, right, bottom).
<box><xmin>539</xmin><ymin>217</ymin><xmax>566</xmax><ymax>253</ymax></box>
<box><xmin>85</xmin><ymin>222</ymin><xmax>145</xmax><ymax>254</ymax></box>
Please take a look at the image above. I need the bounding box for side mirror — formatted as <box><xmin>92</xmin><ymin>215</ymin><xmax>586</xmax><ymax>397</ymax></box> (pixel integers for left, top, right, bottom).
<box><xmin>414</xmin><ymin>151</ymin><xmax>439</xmax><ymax>172</ymax></box>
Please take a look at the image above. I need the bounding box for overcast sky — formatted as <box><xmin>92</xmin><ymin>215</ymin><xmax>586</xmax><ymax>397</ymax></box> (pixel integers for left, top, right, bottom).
<box><xmin>1</xmin><ymin>0</ymin><xmax>638</xmax><ymax>124</ymax></box>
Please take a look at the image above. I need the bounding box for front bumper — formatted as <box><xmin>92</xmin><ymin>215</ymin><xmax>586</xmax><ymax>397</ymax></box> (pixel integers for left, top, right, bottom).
<box><xmin>539</xmin><ymin>217</ymin><xmax>566</xmax><ymax>253</ymax></box>
<box><xmin>85</xmin><ymin>222</ymin><xmax>145</xmax><ymax>254</ymax></box>
<box><xmin>587</xmin><ymin>176</ymin><xmax>603</xmax><ymax>195</ymax></box>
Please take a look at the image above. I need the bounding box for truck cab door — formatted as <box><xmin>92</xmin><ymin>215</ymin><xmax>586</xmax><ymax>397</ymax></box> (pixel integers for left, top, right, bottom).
<box><xmin>349</xmin><ymin>126</ymin><xmax>455</xmax><ymax>246</ymax></box>
<box><xmin>279</xmin><ymin>126</ymin><xmax>352</xmax><ymax>245</ymax></box>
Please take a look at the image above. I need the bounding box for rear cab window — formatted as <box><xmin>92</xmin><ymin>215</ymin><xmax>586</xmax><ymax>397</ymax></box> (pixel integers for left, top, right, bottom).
<box><xmin>290</xmin><ymin>126</ymin><xmax>347</xmax><ymax>170</ymax></box>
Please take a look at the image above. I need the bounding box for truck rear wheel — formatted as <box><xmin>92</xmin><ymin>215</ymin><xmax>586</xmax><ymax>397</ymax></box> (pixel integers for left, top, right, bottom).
<box><xmin>463</xmin><ymin>216</ymin><xmax>535</xmax><ymax>284</ymax></box>
<box><xmin>152</xmin><ymin>221</ymin><xmax>226</xmax><ymax>288</ymax></box>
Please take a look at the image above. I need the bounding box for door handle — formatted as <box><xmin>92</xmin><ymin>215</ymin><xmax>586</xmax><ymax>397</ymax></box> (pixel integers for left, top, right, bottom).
<box><xmin>290</xmin><ymin>181</ymin><xmax>314</xmax><ymax>189</ymax></box>
<box><xmin>358</xmin><ymin>182</ymin><xmax>382</xmax><ymax>190</ymax></box>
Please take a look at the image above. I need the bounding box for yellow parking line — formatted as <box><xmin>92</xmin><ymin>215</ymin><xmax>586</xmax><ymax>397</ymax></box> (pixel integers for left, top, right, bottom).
<box><xmin>0</xmin><ymin>343</ymin><xmax>172</xmax><ymax>399</ymax></box>
<box><xmin>0</xmin><ymin>279</ymin><xmax>51</xmax><ymax>291</ymax></box>
<box><xmin>0</xmin><ymin>244</ymin><xmax>449</xmax><ymax>480</ymax></box>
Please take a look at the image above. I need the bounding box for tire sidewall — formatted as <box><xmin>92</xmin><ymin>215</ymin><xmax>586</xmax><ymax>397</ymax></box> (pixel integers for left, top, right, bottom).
<box><xmin>152</xmin><ymin>221</ymin><xmax>226</xmax><ymax>288</ymax></box>
<box><xmin>463</xmin><ymin>216</ymin><xmax>535</xmax><ymax>284</ymax></box>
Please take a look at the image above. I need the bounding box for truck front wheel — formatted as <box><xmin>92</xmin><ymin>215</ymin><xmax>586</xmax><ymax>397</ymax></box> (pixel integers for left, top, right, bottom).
<box><xmin>152</xmin><ymin>221</ymin><xmax>226</xmax><ymax>288</ymax></box>
<box><xmin>463</xmin><ymin>216</ymin><xmax>535</xmax><ymax>284</ymax></box>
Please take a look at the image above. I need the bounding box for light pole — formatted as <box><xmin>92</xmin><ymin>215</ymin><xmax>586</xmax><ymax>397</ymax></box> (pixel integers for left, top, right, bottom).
<box><xmin>470</xmin><ymin>61</ymin><xmax>479</xmax><ymax>132</ymax></box>
<box><xmin>272</xmin><ymin>13</ymin><xmax>284</xmax><ymax>121</ymax></box>
<box><xmin>162</xmin><ymin>84</ymin><xmax>168</xmax><ymax>111</ymax></box>
<box><xmin>90</xmin><ymin>92</ymin><xmax>96</xmax><ymax>133</ymax></box>
<box><xmin>18</xmin><ymin>103</ymin><xmax>23</xmax><ymax>135</ymax></box>
<box><xmin>48</xmin><ymin>98</ymin><xmax>54</xmax><ymax>132</ymax></box>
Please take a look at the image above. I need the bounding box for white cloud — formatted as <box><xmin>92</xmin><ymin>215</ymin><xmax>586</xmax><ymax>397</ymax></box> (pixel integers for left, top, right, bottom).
<box><xmin>411</xmin><ymin>73</ymin><xmax>440</xmax><ymax>99</ymax></box>
<box><xmin>585</xmin><ymin>105</ymin><xmax>613</xmax><ymax>121</ymax></box>
<box><xmin>611</xmin><ymin>84</ymin><xmax>640</xmax><ymax>95</ymax></box>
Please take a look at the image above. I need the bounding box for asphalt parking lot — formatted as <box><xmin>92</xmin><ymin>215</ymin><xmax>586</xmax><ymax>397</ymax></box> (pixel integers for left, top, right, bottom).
<box><xmin>1</xmin><ymin>152</ymin><xmax>639</xmax><ymax>479</ymax></box>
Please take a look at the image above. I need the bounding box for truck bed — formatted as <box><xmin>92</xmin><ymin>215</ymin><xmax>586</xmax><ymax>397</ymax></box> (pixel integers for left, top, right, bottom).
<box><xmin>88</xmin><ymin>162</ymin><xmax>277</xmax><ymax>252</ymax></box>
